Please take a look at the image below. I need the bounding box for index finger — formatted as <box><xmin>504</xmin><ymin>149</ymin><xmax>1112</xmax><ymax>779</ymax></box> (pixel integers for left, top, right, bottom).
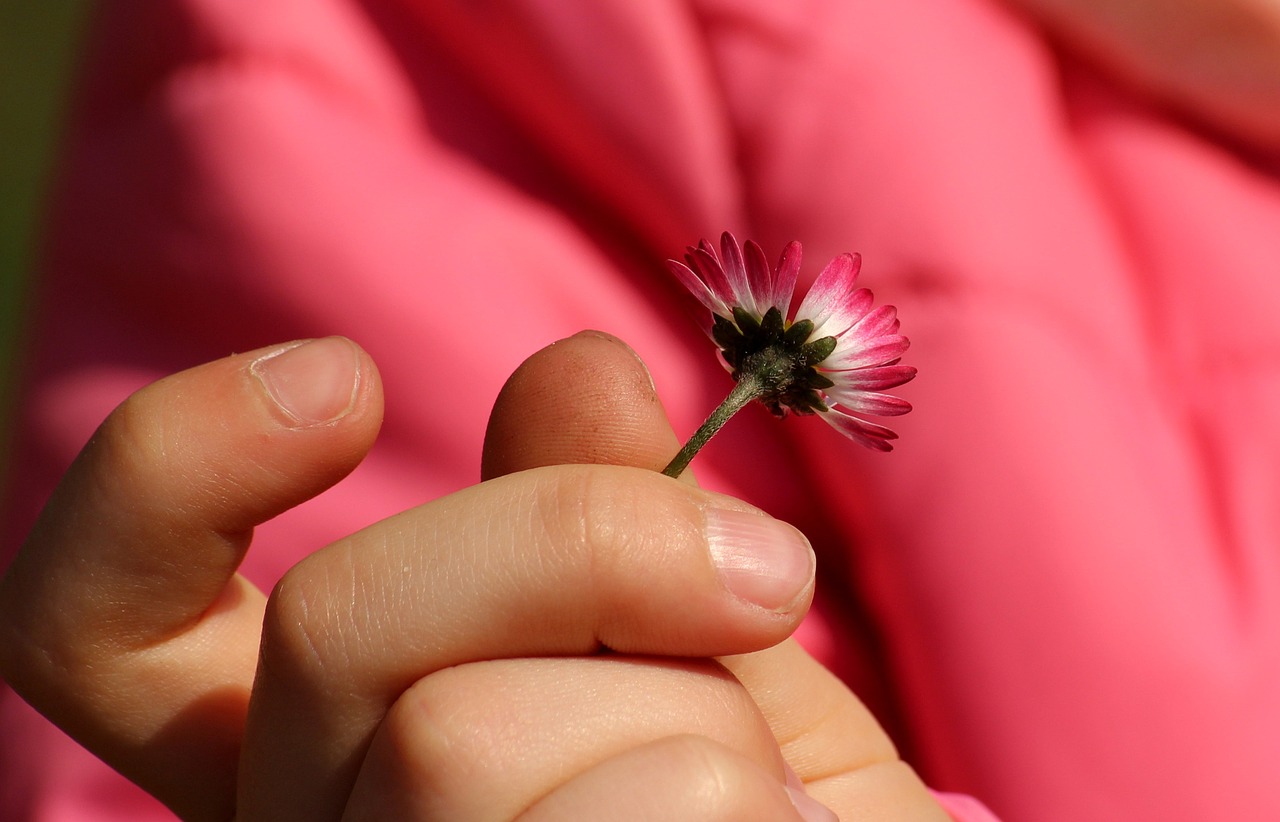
<box><xmin>237</xmin><ymin>462</ymin><xmax>816</xmax><ymax>820</ymax></box>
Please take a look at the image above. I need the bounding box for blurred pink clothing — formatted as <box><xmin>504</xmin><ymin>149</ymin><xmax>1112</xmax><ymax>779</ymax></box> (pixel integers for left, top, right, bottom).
<box><xmin>4</xmin><ymin>0</ymin><xmax>1280</xmax><ymax>819</ymax></box>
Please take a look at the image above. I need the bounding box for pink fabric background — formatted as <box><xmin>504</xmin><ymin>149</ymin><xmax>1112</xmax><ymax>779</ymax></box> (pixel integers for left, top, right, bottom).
<box><xmin>4</xmin><ymin>0</ymin><xmax>1280</xmax><ymax>819</ymax></box>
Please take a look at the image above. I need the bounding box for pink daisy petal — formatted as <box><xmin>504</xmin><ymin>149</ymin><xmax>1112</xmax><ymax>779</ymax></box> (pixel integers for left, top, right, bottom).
<box><xmin>817</xmin><ymin>409</ymin><xmax>900</xmax><ymax>451</ymax></box>
<box><xmin>744</xmin><ymin>239</ymin><xmax>776</xmax><ymax>312</ymax></box>
<box><xmin>666</xmin><ymin>259</ymin><xmax>729</xmax><ymax>316</ymax></box>
<box><xmin>829</xmin><ymin>364</ymin><xmax>918</xmax><ymax>391</ymax></box>
<box><xmin>718</xmin><ymin>232</ymin><xmax>758</xmax><ymax>314</ymax></box>
<box><xmin>796</xmin><ymin>252</ymin><xmax>861</xmax><ymax>329</ymax></box>
<box><xmin>810</xmin><ymin>287</ymin><xmax>876</xmax><ymax>340</ymax></box>
<box><xmin>688</xmin><ymin>246</ymin><xmax>736</xmax><ymax>309</ymax></box>
<box><xmin>843</xmin><ymin>303</ymin><xmax>900</xmax><ymax>342</ymax></box>
<box><xmin>773</xmin><ymin>241</ymin><xmax>802</xmax><ymax>314</ymax></box>
<box><xmin>825</xmin><ymin>387</ymin><xmax>914</xmax><ymax>416</ymax></box>
<box><xmin>822</xmin><ymin>334</ymin><xmax>911</xmax><ymax>370</ymax></box>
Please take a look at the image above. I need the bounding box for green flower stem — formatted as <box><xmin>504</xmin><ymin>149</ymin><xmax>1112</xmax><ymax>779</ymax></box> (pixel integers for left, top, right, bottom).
<box><xmin>661</xmin><ymin>372</ymin><xmax>766</xmax><ymax>479</ymax></box>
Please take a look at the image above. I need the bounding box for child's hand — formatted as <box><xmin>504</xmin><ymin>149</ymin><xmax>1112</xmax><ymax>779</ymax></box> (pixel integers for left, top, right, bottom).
<box><xmin>482</xmin><ymin>332</ymin><xmax>950</xmax><ymax>821</ymax></box>
<box><xmin>0</xmin><ymin>334</ymin><xmax>946</xmax><ymax>820</ymax></box>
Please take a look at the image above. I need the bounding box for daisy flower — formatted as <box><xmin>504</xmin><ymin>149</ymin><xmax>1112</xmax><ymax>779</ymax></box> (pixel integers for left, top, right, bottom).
<box><xmin>662</xmin><ymin>231</ymin><xmax>914</xmax><ymax>477</ymax></box>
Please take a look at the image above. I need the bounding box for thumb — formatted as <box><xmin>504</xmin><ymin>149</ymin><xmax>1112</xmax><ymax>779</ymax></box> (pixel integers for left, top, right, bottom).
<box><xmin>480</xmin><ymin>330</ymin><xmax>937</xmax><ymax>817</ymax></box>
<box><xmin>482</xmin><ymin>330</ymin><xmax>686</xmax><ymax>479</ymax></box>
<box><xmin>0</xmin><ymin>337</ymin><xmax>383</xmax><ymax>820</ymax></box>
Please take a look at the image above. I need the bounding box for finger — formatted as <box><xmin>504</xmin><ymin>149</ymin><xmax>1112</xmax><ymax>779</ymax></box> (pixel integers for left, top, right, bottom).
<box><xmin>518</xmin><ymin>736</ymin><xmax>834</xmax><ymax>822</ymax></box>
<box><xmin>0</xmin><ymin>337</ymin><xmax>383</xmax><ymax>821</ymax></box>
<box><xmin>477</xmin><ymin>329</ymin><xmax>946</xmax><ymax>817</ymax></box>
<box><xmin>238</xmin><ymin>466</ymin><xmax>815</xmax><ymax>820</ymax></box>
<box><xmin>482</xmin><ymin>329</ymin><xmax>690</xmax><ymax>481</ymax></box>
<box><xmin>343</xmin><ymin>656</ymin><xmax>790</xmax><ymax>820</ymax></box>
<box><xmin>724</xmin><ymin>640</ymin><xmax>948</xmax><ymax>820</ymax></box>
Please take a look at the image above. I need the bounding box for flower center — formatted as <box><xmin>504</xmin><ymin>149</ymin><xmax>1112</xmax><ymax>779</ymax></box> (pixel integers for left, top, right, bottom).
<box><xmin>711</xmin><ymin>306</ymin><xmax>837</xmax><ymax>418</ymax></box>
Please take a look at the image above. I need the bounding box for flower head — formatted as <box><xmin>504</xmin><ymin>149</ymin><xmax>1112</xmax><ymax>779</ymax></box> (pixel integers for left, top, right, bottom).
<box><xmin>666</xmin><ymin>231</ymin><xmax>914</xmax><ymax>457</ymax></box>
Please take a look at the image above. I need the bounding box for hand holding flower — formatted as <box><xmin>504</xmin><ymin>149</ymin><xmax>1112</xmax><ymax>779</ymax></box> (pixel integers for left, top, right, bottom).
<box><xmin>0</xmin><ymin>333</ymin><xmax>948</xmax><ymax>820</ymax></box>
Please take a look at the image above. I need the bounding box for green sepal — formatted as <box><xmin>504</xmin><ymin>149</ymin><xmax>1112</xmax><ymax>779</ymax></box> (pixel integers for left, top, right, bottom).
<box><xmin>712</xmin><ymin>315</ymin><xmax>743</xmax><ymax>351</ymax></box>
<box><xmin>784</xmin><ymin>318</ymin><xmax>814</xmax><ymax>347</ymax></box>
<box><xmin>732</xmin><ymin>306</ymin><xmax>762</xmax><ymax>337</ymax></box>
<box><xmin>760</xmin><ymin>306</ymin><xmax>785</xmax><ymax>340</ymax></box>
<box><xmin>786</xmin><ymin>389</ymin><xmax>829</xmax><ymax>414</ymax></box>
<box><xmin>799</xmin><ymin>335</ymin><xmax>837</xmax><ymax>365</ymax></box>
<box><xmin>802</xmin><ymin>371</ymin><xmax>835</xmax><ymax>390</ymax></box>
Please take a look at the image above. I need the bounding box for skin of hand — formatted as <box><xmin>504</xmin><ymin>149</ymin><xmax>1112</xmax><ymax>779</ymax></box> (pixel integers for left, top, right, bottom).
<box><xmin>0</xmin><ymin>332</ymin><xmax>946</xmax><ymax>821</ymax></box>
<box><xmin>1004</xmin><ymin>0</ymin><xmax>1280</xmax><ymax>150</ymax></box>
<box><xmin>480</xmin><ymin>331</ymin><xmax>948</xmax><ymax>821</ymax></box>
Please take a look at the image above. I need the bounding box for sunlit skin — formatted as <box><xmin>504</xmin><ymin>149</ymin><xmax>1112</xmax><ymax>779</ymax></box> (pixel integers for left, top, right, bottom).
<box><xmin>1</xmin><ymin>0</ymin><xmax>1277</xmax><ymax>819</ymax></box>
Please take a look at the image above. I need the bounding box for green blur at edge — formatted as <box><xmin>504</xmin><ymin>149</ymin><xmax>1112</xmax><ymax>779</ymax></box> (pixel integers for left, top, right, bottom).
<box><xmin>0</xmin><ymin>1</ymin><xmax>93</xmax><ymax>496</ymax></box>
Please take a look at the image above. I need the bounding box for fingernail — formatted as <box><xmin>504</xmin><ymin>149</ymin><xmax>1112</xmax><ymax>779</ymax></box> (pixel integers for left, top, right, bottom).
<box><xmin>704</xmin><ymin>507</ymin><xmax>815</xmax><ymax>612</ymax></box>
<box><xmin>251</xmin><ymin>337</ymin><xmax>361</xmax><ymax>427</ymax></box>
<box><xmin>571</xmin><ymin>329</ymin><xmax>626</xmax><ymax>344</ymax></box>
<box><xmin>785</xmin><ymin>785</ymin><xmax>840</xmax><ymax>822</ymax></box>
<box><xmin>783</xmin><ymin>762</ymin><xmax>806</xmax><ymax>791</ymax></box>
<box><xmin>572</xmin><ymin>330</ymin><xmax>657</xmax><ymax>394</ymax></box>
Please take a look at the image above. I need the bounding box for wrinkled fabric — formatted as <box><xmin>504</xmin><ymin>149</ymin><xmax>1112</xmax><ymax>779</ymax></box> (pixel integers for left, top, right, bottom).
<box><xmin>4</xmin><ymin>0</ymin><xmax>1280</xmax><ymax>819</ymax></box>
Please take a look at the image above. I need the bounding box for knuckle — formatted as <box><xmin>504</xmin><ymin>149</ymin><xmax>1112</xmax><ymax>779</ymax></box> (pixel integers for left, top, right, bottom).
<box><xmin>649</xmin><ymin>735</ymin><xmax>786</xmax><ymax>821</ymax></box>
<box><xmin>366</xmin><ymin>659</ymin><xmax>788</xmax><ymax>820</ymax></box>
<box><xmin>529</xmin><ymin>465</ymin><xmax>693</xmax><ymax>580</ymax></box>
<box><xmin>526</xmin><ymin>466</ymin><xmax>594</xmax><ymax>561</ymax></box>
<box><xmin>383</xmin><ymin>670</ymin><xmax>469</xmax><ymax>770</ymax></box>
<box><xmin>663</xmin><ymin>734</ymin><xmax>740</xmax><ymax>796</ymax></box>
<box><xmin>526</xmin><ymin>468</ymin><xmax>616</xmax><ymax>611</ymax></box>
<box><xmin>373</xmin><ymin>666</ymin><xmax>507</xmax><ymax>812</ymax></box>
<box><xmin>88</xmin><ymin>390</ymin><xmax>175</xmax><ymax>510</ymax></box>
<box><xmin>85</xmin><ymin>383</ymin><xmax>242</xmax><ymax>537</ymax></box>
<box><xmin>258</xmin><ymin>555</ymin><xmax>351</xmax><ymax>683</ymax></box>
<box><xmin>528</xmin><ymin>468</ymin><xmax>651</xmax><ymax>629</ymax></box>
